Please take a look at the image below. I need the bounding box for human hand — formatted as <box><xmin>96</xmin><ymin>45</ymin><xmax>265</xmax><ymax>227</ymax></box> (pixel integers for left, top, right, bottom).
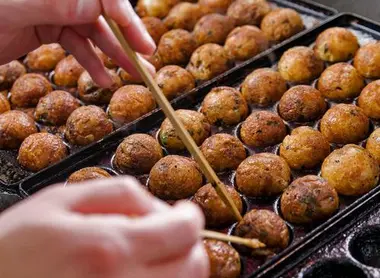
<box><xmin>0</xmin><ymin>0</ymin><xmax>156</xmax><ymax>87</ymax></box>
<box><xmin>0</xmin><ymin>177</ymin><xmax>209</xmax><ymax>278</ymax></box>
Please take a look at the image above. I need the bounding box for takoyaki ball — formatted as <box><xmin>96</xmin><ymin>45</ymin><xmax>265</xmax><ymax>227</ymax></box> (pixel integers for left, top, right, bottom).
<box><xmin>240</xmin><ymin>111</ymin><xmax>287</xmax><ymax>148</ymax></box>
<box><xmin>321</xmin><ymin>144</ymin><xmax>380</xmax><ymax>196</ymax></box>
<box><xmin>94</xmin><ymin>47</ymin><xmax>117</xmax><ymax>69</ymax></box>
<box><xmin>354</xmin><ymin>42</ymin><xmax>380</xmax><ymax>78</ymax></box>
<box><xmin>136</xmin><ymin>0</ymin><xmax>180</xmax><ymax>18</ymax></box>
<box><xmin>320</xmin><ymin>104</ymin><xmax>370</xmax><ymax>144</ymax></box>
<box><xmin>26</xmin><ymin>44</ymin><xmax>66</xmax><ymax>72</ymax></box>
<box><xmin>358</xmin><ymin>80</ymin><xmax>380</xmax><ymax>119</ymax></box>
<box><xmin>18</xmin><ymin>133</ymin><xmax>68</xmax><ymax>172</ymax></box>
<box><xmin>142</xmin><ymin>17</ymin><xmax>168</xmax><ymax>45</ymax></box>
<box><xmin>199</xmin><ymin>0</ymin><xmax>233</xmax><ymax>14</ymax></box>
<box><xmin>278</xmin><ymin>85</ymin><xmax>326</xmax><ymax>122</ymax></box>
<box><xmin>149</xmin><ymin>155</ymin><xmax>203</xmax><ymax>199</ymax></box>
<box><xmin>155</xmin><ymin>65</ymin><xmax>195</xmax><ymax>100</ymax></box>
<box><xmin>317</xmin><ymin>63</ymin><xmax>365</xmax><ymax>101</ymax></box>
<box><xmin>204</xmin><ymin>240</ymin><xmax>241</xmax><ymax>278</ymax></box>
<box><xmin>187</xmin><ymin>43</ymin><xmax>232</xmax><ymax>81</ymax></box>
<box><xmin>78</xmin><ymin>70</ymin><xmax>122</xmax><ymax>104</ymax></box>
<box><xmin>0</xmin><ymin>61</ymin><xmax>26</xmax><ymax>90</ymax></box>
<box><xmin>194</xmin><ymin>184</ymin><xmax>243</xmax><ymax>227</ymax></box>
<box><xmin>261</xmin><ymin>8</ymin><xmax>304</xmax><ymax>43</ymax></box>
<box><xmin>241</xmin><ymin>68</ymin><xmax>287</xmax><ymax>107</ymax></box>
<box><xmin>236</xmin><ymin>153</ymin><xmax>291</xmax><ymax>197</ymax></box>
<box><xmin>119</xmin><ymin>69</ymin><xmax>144</xmax><ymax>85</ymax></box>
<box><xmin>278</xmin><ymin>46</ymin><xmax>324</xmax><ymax>84</ymax></box>
<box><xmin>67</xmin><ymin>167</ymin><xmax>112</xmax><ymax>184</ymax></box>
<box><xmin>234</xmin><ymin>209</ymin><xmax>289</xmax><ymax>254</ymax></box>
<box><xmin>201</xmin><ymin>86</ymin><xmax>248</xmax><ymax>126</ymax></box>
<box><xmin>147</xmin><ymin>53</ymin><xmax>164</xmax><ymax>71</ymax></box>
<box><xmin>0</xmin><ymin>94</ymin><xmax>10</xmax><ymax>114</ymax></box>
<box><xmin>159</xmin><ymin>109</ymin><xmax>210</xmax><ymax>151</ymax></box>
<box><xmin>366</xmin><ymin>128</ymin><xmax>380</xmax><ymax>164</ymax></box>
<box><xmin>108</xmin><ymin>85</ymin><xmax>156</xmax><ymax>125</ymax></box>
<box><xmin>0</xmin><ymin>111</ymin><xmax>37</xmax><ymax>149</ymax></box>
<box><xmin>164</xmin><ymin>3</ymin><xmax>203</xmax><ymax>31</ymax></box>
<box><xmin>280</xmin><ymin>175</ymin><xmax>339</xmax><ymax>224</ymax></box>
<box><xmin>193</xmin><ymin>14</ymin><xmax>235</xmax><ymax>46</ymax></box>
<box><xmin>225</xmin><ymin>25</ymin><xmax>269</xmax><ymax>61</ymax></box>
<box><xmin>280</xmin><ymin>127</ymin><xmax>330</xmax><ymax>170</ymax></box>
<box><xmin>10</xmin><ymin>73</ymin><xmax>52</xmax><ymax>108</ymax></box>
<box><xmin>35</xmin><ymin>90</ymin><xmax>80</xmax><ymax>126</ymax></box>
<box><xmin>227</xmin><ymin>0</ymin><xmax>271</xmax><ymax>26</ymax></box>
<box><xmin>157</xmin><ymin>29</ymin><xmax>197</xmax><ymax>66</ymax></box>
<box><xmin>314</xmin><ymin>27</ymin><xmax>359</xmax><ymax>63</ymax></box>
<box><xmin>54</xmin><ymin>55</ymin><xmax>85</xmax><ymax>87</ymax></box>
<box><xmin>114</xmin><ymin>134</ymin><xmax>163</xmax><ymax>175</ymax></box>
<box><xmin>65</xmin><ymin>106</ymin><xmax>114</xmax><ymax>146</ymax></box>
<box><xmin>201</xmin><ymin>133</ymin><xmax>246</xmax><ymax>172</ymax></box>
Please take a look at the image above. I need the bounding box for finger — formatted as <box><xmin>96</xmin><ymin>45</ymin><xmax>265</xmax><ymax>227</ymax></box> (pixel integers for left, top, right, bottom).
<box><xmin>59</xmin><ymin>27</ymin><xmax>112</xmax><ymax>88</ymax></box>
<box><xmin>146</xmin><ymin>242</ymin><xmax>209</xmax><ymax>278</ymax></box>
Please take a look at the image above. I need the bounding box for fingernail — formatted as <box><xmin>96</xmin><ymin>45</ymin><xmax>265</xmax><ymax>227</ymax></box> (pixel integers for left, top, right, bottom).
<box><xmin>134</xmin><ymin>14</ymin><xmax>156</xmax><ymax>53</ymax></box>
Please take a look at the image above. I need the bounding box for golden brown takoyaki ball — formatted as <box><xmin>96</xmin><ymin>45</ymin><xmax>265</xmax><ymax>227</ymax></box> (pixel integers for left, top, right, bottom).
<box><xmin>10</xmin><ymin>73</ymin><xmax>52</xmax><ymax>108</ymax></box>
<box><xmin>225</xmin><ymin>25</ymin><xmax>269</xmax><ymax>61</ymax></box>
<box><xmin>94</xmin><ymin>47</ymin><xmax>117</xmax><ymax>69</ymax></box>
<box><xmin>118</xmin><ymin>69</ymin><xmax>144</xmax><ymax>85</ymax></box>
<box><xmin>54</xmin><ymin>55</ymin><xmax>85</xmax><ymax>87</ymax></box>
<box><xmin>0</xmin><ymin>61</ymin><xmax>26</xmax><ymax>91</ymax></box>
<box><xmin>314</xmin><ymin>27</ymin><xmax>359</xmax><ymax>62</ymax></box>
<box><xmin>164</xmin><ymin>3</ymin><xmax>203</xmax><ymax>31</ymax></box>
<box><xmin>199</xmin><ymin>0</ymin><xmax>234</xmax><ymax>14</ymax></box>
<box><xmin>278</xmin><ymin>85</ymin><xmax>326</xmax><ymax>122</ymax></box>
<box><xmin>155</xmin><ymin>65</ymin><xmax>195</xmax><ymax>100</ymax></box>
<box><xmin>114</xmin><ymin>134</ymin><xmax>163</xmax><ymax>175</ymax></box>
<box><xmin>278</xmin><ymin>46</ymin><xmax>324</xmax><ymax>84</ymax></box>
<box><xmin>261</xmin><ymin>8</ymin><xmax>304</xmax><ymax>43</ymax></box>
<box><xmin>67</xmin><ymin>167</ymin><xmax>112</xmax><ymax>184</ymax></box>
<box><xmin>317</xmin><ymin>63</ymin><xmax>365</xmax><ymax>101</ymax></box>
<box><xmin>354</xmin><ymin>42</ymin><xmax>380</xmax><ymax>79</ymax></box>
<box><xmin>35</xmin><ymin>90</ymin><xmax>80</xmax><ymax>126</ymax></box>
<box><xmin>26</xmin><ymin>44</ymin><xmax>66</xmax><ymax>72</ymax></box>
<box><xmin>227</xmin><ymin>0</ymin><xmax>271</xmax><ymax>26</ymax></box>
<box><xmin>366</xmin><ymin>128</ymin><xmax>380</xmax><ymax>164</ymax></box>
<box><xmin>201</xmin><ymin>133</ymin><xmax>246</xmax><ymax>172</ymax></box>
<box><xmin>0</xmin><ymin>111</ymin><xmax>37</xmax><ymax>149</ymax></box>
<box><xmin>236</xmin><ymin>153</ymin><xmax>291</xmax><ymax>197</ymax></box>
<box><xmin>147</xmin><ymin>53</ymin><xmax>164</xmax><ymax>71</ymax></box>
<box><xmin>241</xmin><ymin>68</ymin><xmax>287</xmax><ymax>107</ymax></box>
<box><xmin>201</xmin><ymin>86</ymin><xmax>248</xmax><ymax>126</ymax></box>
<box><xmin>322</xmin><ymin>144</ymin><xmax>379</xmax><ymax>196</ymax></box>
<box><xmin>18</xmin><ymin>133</ymin><xmax>68</xmax><ymax>172</ymax></box>
<box><xmin>358</xmin><ymin>80</ymin><xmax>380</xmax><ymax>119</ymax></box>
<box><xmin>280</xmin><ymin>175</ymin><xmax>339</xmax><ymax>224</ymax></box>
<box><xmin>320</xmin><ymin>104</ymin><xmax>370</xmax><ymax>144</ymax></box>
<box><xmin>108</xmin><ymin>85</ymin><xmax>156</xmax><ymax>126</ymax></box>
<box><xmin>194</xmin><ymin>184</ymin><xmax>243</xmax><ymax>228</ymax></box>
<box><xmin>78</xmin><ymin>69</ymin><xmax>123</xmax><ymax>104</ymax></box>
<box><xmin>142</xmin><ymin>17</ymin><xmax>168</xmax><ymax>45</ymax></box>
<box><xmin>204</xmin><ymin>239</ymin><xmax>241</xmax><ymax>278</ymax></box>
<box><xmin>240</xmin><ymin>111</ymin><xmax>287</xmax><ymax>148</ymax></box>
<box><xmin>65</xmin><ymin>106</ymin><xmax>114</xmax><ymax>146</ymax></box>
<box><xmin>193</xmin><ymin>14</ymin><xmax>235</xmax><ymax>46</ymax></box>
<box><xmin>187</xmin><ymin>43</ymin><xmax>233</xmax><ymax>81</ymax></box>
<box><xmin>149</xmin><ymin>155</ymin><xmax>203</xmax><ymax>199</ymax></box>
<box><xmin>234</xmin><ymin>209</ymin><xmax>289</xmax><ymax>255</ymax></box>
<box><xmin>157</xmin><ymin>29</ymin><xmax>197</xmax><ymax>66</ymax></box>
<box><xmin>159</xmin><ymin>109</ymin><xmax>211</xmax><ymax>151</ymax></box>
<box><xmin>0</xmin><ymin>94</ymin><xmax>10</xmax><ymax>114</ymax></box>
<box><xmin>280</xmin><ymin>127</ymin><xmax>330</xmax><ymax>170</ymax></box>
<box><xmin>136</xmin><ymin>0</ymin><xmax>180</xmax><ymax>18</ymax></box>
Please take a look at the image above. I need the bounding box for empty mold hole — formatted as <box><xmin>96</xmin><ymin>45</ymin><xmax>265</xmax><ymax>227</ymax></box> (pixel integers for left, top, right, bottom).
<box><xmin>301</xmin><ymin>259</ymin><xmax>367</xmax><ymax>278</ymax></box>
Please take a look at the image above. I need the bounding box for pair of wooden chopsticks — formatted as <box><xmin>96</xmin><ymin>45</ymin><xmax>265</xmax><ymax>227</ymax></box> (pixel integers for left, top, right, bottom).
<box><xmin>102</xmin><ymin>14</ymin><xmax>264</xmax><ymax>250</ymax></box>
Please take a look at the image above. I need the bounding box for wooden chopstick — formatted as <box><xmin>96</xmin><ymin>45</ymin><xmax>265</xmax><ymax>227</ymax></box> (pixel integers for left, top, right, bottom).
<box><xmin>202</xmin><ymin>230</ymin><xmax>266</xmax><ymax>249</ymax></box>
<box><xmin>102</xmin><ymin>15</ymin><xmax>243</xmax><ymax>221</ymax></box>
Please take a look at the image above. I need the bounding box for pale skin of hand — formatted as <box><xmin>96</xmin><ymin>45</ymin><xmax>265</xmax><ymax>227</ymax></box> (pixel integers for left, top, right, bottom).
<box><xmin>0</xmin><ymin>0</ymin><xmax>156</xmax><ymax>88</ymax></box>
<box><xmin>0</xmin><ymin>177</ymin><xmax>209</xmax><ymax>278</ymax></box>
